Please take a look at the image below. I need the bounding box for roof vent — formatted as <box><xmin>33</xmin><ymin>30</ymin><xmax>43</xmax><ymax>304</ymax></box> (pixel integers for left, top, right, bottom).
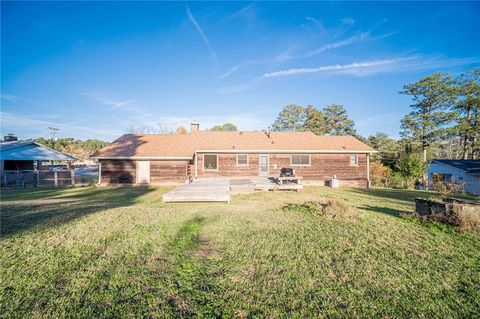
<box><xmin>4</xmin><ymin>133</ymin><xmax>18</xmax><ymax>142</ymax></box>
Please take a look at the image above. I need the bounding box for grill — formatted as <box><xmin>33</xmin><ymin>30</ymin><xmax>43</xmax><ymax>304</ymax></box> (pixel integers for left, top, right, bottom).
<box><xmin>280</xmin><ymin>167</ymin><xmax>294</xmax><ymax>177</ymax></box>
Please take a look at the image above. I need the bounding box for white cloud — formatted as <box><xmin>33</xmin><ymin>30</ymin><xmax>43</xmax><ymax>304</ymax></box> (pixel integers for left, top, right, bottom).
<box><xmin>229</xmin><ymin>3</ymin><xmax>255</xmax><ymax>20</ymax></box>
<box><xmin>186</xmin><ymin>5</ymin><xmax>217</xmax><ymax>59</ymax></box>
<box><xmin>341</xmin><ymin>18</ymin><xmax>355</xmax><ymax>26</ymax></box>
<box><xmin>263</xmin><ymin>58</ymin><xmax>407</xmax><ymax>78</ymax></box>
<box><xmin>1</xmin><ymin>94</ymin><xmax>19</xmax><ymax>102</ymax></box>
<box><xmin>219</xmin><ymin>31</ymin><xmax>396</xmax><ymax>79</ymax></box>
<box><xmin>305</xmin><ymin>17</ymin><xmax>325</xmax><ymax>31</ymax></box>
<box><xmin>82</xmin><ymin>92</ymin><xmax>136</xmax><ymax>109</ymax></box>
<box><xmin>262</xmin><ymin>55</ymin><xmax>480</xmax><ymax>78</ymax></box>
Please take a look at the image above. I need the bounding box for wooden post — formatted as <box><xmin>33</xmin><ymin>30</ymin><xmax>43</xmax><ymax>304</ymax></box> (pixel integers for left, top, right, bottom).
<box><xmin>36</xmin><ymin>170</ymin><xmax>40</xmax><ymax>187</ymax></box>
<box><xmin>54</xmin><ymin>171</ymin><xmax>58</xmax><ymax>187</ymax></box>
<box><xmin>3</xmin><ymin>172</ymin><xmax>7</xmax><ymax>187</ymax></box>
<box><xmin>71</xmin><ymin>170</ymin><xmax>75</xmax><ymax>186</ymax></box>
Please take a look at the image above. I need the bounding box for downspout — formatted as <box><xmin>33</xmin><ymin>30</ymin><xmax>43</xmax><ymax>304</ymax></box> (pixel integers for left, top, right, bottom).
<box><xmin>194</xmin><ymin>152</ymin><xmax>198</xmax><ymax>179</ymax></box>
<box><xmin>366</xmin><ymin>153</ymin><xmax>371</xmax><ymax>188</ymax></box>
<box><xmin>98</xmin><ymin>161</ymin><xmax>102</xmax><ymax>185</ymax></box>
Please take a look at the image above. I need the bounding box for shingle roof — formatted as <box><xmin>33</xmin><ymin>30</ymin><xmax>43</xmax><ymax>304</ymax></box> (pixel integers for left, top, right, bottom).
<box><xmin>432</xmin><ymin>159</ymin><xmax>480</xmax><ymax>175</ymax></box>
<box><xmin>0</xmin><ymin>141</ymin><xmax>77</xmax><ymax>161</ymax></box>
<box><xmin>92</xmin><ymin>131</ymin><xmax>376</xmax><ymax>158</ymax></box>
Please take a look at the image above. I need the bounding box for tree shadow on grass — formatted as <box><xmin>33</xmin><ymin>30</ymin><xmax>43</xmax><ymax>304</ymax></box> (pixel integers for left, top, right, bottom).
<box><xmin>0</xmin><ymin>186</ymin><xmax>154</xmax><ymax>237</ymax></box>
<box><xmin>358</xmin><ymin>204</ymin><xmax>402</xmax><ymax>217</ymax></box>
<box><xmin>349</xmin><ymin>188</ymin><xmax>433</xmax><ymax>205</ymax></box>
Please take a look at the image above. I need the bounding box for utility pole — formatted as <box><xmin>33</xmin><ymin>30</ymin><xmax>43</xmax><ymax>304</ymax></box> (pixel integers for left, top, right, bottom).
<box><xmin>48</xmin><ymin>127</ymin><xmax>59</xmax><ymax>148</ymax></box>
<box><xmin>48</xmin><ymin>127</ymin><xmax>59</xmax><ymax>170</ymax></box>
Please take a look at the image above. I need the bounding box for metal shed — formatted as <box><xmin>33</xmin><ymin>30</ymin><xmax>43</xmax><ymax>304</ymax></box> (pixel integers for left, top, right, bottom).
<box><xmin>1</xmin><ymin>140</ymin><xmax>77</xmax><ymax>188</ymax></box>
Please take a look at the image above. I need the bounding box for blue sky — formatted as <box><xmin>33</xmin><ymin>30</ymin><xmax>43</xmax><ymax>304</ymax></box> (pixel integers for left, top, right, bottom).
<box><xmin>1</xmin><ymin>1</ymin><xmax>479</xmax><ymax>141</ymax></box>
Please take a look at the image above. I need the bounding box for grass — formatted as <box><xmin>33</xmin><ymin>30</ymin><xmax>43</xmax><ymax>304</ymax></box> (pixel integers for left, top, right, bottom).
<box><xmin>1</xmin><ymin>186</ymin><xmax>479</xmax><ymax>318</ymax></box>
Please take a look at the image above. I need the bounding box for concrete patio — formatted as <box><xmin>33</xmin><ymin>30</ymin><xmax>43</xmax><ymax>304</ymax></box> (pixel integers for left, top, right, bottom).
<box><xmin>162</xmin><ymin>177</ymin><xmax>303</xmax><ymax>203</ymax></box>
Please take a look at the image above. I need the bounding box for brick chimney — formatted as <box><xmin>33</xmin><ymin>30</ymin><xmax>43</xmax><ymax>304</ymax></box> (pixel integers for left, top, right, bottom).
<box><xmin>4</xmin><ymin>133</ymin><xmax>18</xmax><ymax>142</ymax></box>
<box><xmin>190</xmin><ymin>123</ymin><xmax>199</xmax><ymax>133</ymax></box>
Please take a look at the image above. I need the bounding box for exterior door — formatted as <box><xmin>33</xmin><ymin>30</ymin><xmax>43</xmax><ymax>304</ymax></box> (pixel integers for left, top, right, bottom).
<box><xmin>136</xmin><ymin>160</ymin><xmax>150</xmax><ymax>184</ymax></box>
<box><xmin>259</xmin><ymin>155</ymin><xmax>269</xmax><ymax>176</ymax></box>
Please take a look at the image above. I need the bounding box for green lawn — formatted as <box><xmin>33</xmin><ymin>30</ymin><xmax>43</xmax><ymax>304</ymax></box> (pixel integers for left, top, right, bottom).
<box><xmin>1</xmin><ymin>186</ymin><xmax>479</xmax><ymax>318</ymax></box>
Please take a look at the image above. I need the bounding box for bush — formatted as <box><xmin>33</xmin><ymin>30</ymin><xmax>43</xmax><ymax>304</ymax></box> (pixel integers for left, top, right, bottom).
<box><xmin>395</xmin><ymin>153</ymin><xmax>426</xmax><ymax>188</ymax></box>
<box><xmin>370</xmin><ymin>161</ymin><xmax>392</xmax><ymax>187</ymax></box>
<box><xmin>282</xmin><ymin>199</ymin><xmax>358</xmax><ymax>220</ymax></box>
<box><xmin>433</xmin><ymin>180</ymin><xmax>464</xmax><ymax>201</ymax></box>
<box><xmin>389</xmin><ymin>172</ymin><xmax>406</xmax><ymax>189</ymax></box>
<box><xmin>420</xmin><ymin>202</ymin><xmax>480</xmax><ymax>235</ymax></box>
<box><xmin>451</xmin><ymin>203</ymin><xmax>480</xmax><ymax>235</ymax></box>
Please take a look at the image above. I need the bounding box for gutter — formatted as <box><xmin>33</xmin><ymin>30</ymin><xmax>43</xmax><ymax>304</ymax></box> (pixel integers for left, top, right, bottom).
<box><xmin>92</xmin><ymin>156</ymin><xmax>193</xmax><ymax>160</ymax></box>
<box><xmin>194</xmin><ymin>150</ymin><xmax>377</xmax><ymax>154</ymax></box>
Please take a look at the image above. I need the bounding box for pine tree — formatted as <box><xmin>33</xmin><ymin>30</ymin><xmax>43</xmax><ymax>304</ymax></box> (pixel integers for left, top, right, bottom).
<box><xmin>400</xmin><ymin>73</ymin><xmax>456</xmax><ymax>162</ymax></box>
<box><xmin>271</xmin><ymin>104</ymin><xmax>306</xmax><ymax>131</ymax></box>
<box><xmin>322</xmin><ymin>104</ymin><xmax>356</xmax><ymax>135</ymax></box>
<box><xmin>453</xmin><ymin>68</ymin><xmax>480</xmax><ymax>159</ymax></box>
<box><xmin>302</xmin><ymin>105</ymin><xmax>326</xmax><ymax>135</ymax></box>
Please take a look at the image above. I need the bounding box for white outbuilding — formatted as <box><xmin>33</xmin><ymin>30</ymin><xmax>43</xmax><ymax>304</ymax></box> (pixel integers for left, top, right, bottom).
<box><xmin>428</xmin><ymin>159</ymin><xmax>480</xmax><ymax>195</ymax></box>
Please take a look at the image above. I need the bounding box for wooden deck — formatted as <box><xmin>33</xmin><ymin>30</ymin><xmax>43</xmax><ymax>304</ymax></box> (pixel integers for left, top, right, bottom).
<box><xmin>162</xmin><ymin>177</ymin><xmax>303</xmax><ymax>203</ymax></box>
<box><xmin>162</xmin><ymin>178</ymin><xmax>231</xmax><ymax>203</ymax></box>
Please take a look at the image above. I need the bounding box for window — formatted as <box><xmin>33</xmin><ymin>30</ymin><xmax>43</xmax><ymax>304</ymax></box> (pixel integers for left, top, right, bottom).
<box><xmin>350</xmin><ymin>155</ymin><xmax>358</xmax><ymax>166</ymax></box>
<box><xmin>236</xmin><ymin>154</ymin><xmax>248</xmax><ymax>166</ymax></box>
<box><xmin>291</xmin><ymin>154</ymin><xmax>310</xmax><ymax>165</ymax></box>
<box><xmin>203</xmin><ymin>154</ymin><xmax>218</xmax><ymax>170</ymax></box>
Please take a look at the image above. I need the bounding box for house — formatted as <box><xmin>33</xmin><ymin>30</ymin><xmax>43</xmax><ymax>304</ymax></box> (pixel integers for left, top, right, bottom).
<box><xmin>92</xmin><ymin>123</ymin><xmax>376</xmax><ymax>188</ymax></box>
<box><xmin>428</xmin><ymin>159</ymin><xmax>480</xmax><ymax>195</ymax></box>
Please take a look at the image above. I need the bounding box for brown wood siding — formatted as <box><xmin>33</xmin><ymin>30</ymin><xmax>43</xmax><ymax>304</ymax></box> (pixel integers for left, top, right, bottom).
<box><xmin>150</xmin><ymin>160</ymin><xmax>189</xmax><ymax>184</ymax></box>
<box><xmin>269</xmin><ymin>154</ymin><xmax>367</xmax><ymax>183</ymax></box>
<box><xmin>196</xmin><ymin>153</ymin><xmax>368</xmax><ymax>187</ymax></box>
<box><xmin>197</xmin><ymin>154</ymin><xmax>259</xmax><ymax>177</ymax></box>
<box><xmin>100</xmin><ymin>160</ymin><xmax>136</xmax><ymax>184</ymax></box>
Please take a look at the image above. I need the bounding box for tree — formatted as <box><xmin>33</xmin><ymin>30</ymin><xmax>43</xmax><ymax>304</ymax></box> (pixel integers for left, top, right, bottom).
<box><xmin>430</xmin><ymin>137</ymin><xmax>463</xmax><ymax>159</ymax></box>
<box><xmin>210</xmin><ymin>123</ymin><xmax>238</xmax><ymax>131</ymax></box>
<box><xmin>367</xmin><ymin>132</ymin><xmax>401</xmax><ymax>165</ymax></box>
<box><xmin>400</xmin><ymin>73</ymin><xmax>456</xmax><ymax>162</ymax></box>
<box><xmin>453</xmin><ymin>68</ymin><xmax>480</xmax><ymax>159</ymax></box>
<box><xmin>271</xmin><ymin>104</ymin><xmax>306</xmax><ymax>131</ymax></box>
<box><xmin>302</xmin><ymin>105</ymin><xmax>326</xmax><ymax>135</ymax></box>
<box><xmin>395</xmin><ymin>153</ymin><xmax>426</xmax><ymax>188</ymax></box>
<box><xmin>176</xmin><ymin>126</ymin><xmax>187</xmax><ymax>134</ymax></box>
<box><xmin>35</xmin><ymin>137</ymin><xmax>108</xmax><ymax>159</ymax></box>
<box><xmin>322</xmin><ymin>104</ymin><xmax>356</xmax><ymax>135</ymax></box>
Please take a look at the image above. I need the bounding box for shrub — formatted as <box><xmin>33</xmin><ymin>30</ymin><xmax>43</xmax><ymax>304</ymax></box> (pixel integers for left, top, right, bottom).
<box><xmin>282</xmin><ymin>199</ymin><xmax>358</xmax><ymax>220</ymax></box>
<box><xmin>420</xmin><ymin>202</ymin><xmax>480</xmax><ymax>235</ymax></box>
<box><xmin>370</xmin><ymin>161</ymin><xmax>392</xmax><ymax>187</ymax></box>
<box><xmin>389</xmin><ymin>172</ymin><xmax>406</xmax><ymax>189</ymax></box>
<box><xmin>433</xmin><ymin>180</ymin><xmax>465</xmax><ymax>202</ymax></box>
<box><xmin>395</xmin><ymin>153</ymin><xmax>426</xmax><ymax>188</ymax></box>
<box><xmin>451</xmin><ymin>203</ymin><xmax>480</xmax><ymax>235</ymax></box>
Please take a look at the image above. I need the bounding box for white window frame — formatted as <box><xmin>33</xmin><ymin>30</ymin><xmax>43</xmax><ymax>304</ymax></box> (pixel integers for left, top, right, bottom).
<box><xmin>350</xmin><ymin>154</ymin><xmax>358</xmax><ymax>166</ymax></box>
<box><xmin>203</xmin><ymin>154</ymin><xmax>219</xmax><ymax>171</ymax></box>
<box><xmin>236</xmin><ymin>154</ymin><xmax>249</xmax><ymax>166</ymax></box>
<box><xmin>291</xmin><ymin>154</ymin><xmax>311</xmax><ymax>166</ymax></box>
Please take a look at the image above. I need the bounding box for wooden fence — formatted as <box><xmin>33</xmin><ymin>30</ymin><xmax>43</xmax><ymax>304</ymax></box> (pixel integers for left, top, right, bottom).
<box><xmin>1</xmin><ymin>170</ymin><xmax>98</xmax><ymax>188</ymax></box>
